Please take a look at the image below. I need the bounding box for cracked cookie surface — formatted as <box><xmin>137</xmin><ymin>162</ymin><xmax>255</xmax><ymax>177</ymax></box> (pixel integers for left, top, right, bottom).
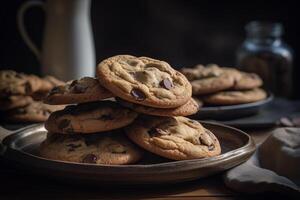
<box><xmin>117</xmin><ymin>98</ymin><xmax>200</xmax><ymax>117</ymax></box>
<box><xmin>39</xmin><ymin>131</ymin><xmax>142</xmax><ymax>165</ymax></box>
<box><xmin>203</xmin><ymin>88</ymin><xmax>267</xmax><ymax>105</ymax></box>
<box><xmin>44</xmin><ymin>77</ymin><xmax>114</xmax><ymax>105</ymax></box>
<box><xmin>97</xmin><ymin>55</ymin><xmax>192</xmax><ymax>108</ymax></box>
<box><xmin>45</xmin><ymin>101</ymin><xmax>138</xmax><ymax>134</ymax></box>
<box><xmin>125</xmin><ymin>116</ymin><xmax>221</xmax><ymax>160</ymax></box>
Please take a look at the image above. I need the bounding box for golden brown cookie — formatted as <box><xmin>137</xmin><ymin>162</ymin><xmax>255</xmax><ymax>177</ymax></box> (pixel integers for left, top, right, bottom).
<box><xmin>126</xmin><ymin>116</ymin><xmax>221</xmax><ymax>160</ymax></box>
<box><xmin>233</xmin><ymin>72</ymin><xmax>263</xmax><ymax>90</ymax></box>
<box><xmin>117</xmin><ymin>98</ymin><xmax>200</xmax><ymax>117</ymax></box>
<box><xmin>44</xmin><ymin>77</ymin><xmax>114</xmax><ymax>105</ymax></box>
<box><xmin>97</xmin><ymin>55</ymin><xmax>192</xmax><ymax>108</ymax></box>
<box><xmin>187</xmin><ymin>65</ymin><xmax>238</xmax><ymax>95</ymax></box>
<box><xmin>0</xmin><ymin>70</ymin><xmax>32</xmax><ymax>97</ymax></box>
<box><xmin>45</xmin><ymin>101</ymin><xmax>138</xmax><ymax>134</ymax></box>
<box><xmin>0</xmin><ymin>96</ymin><xmax>33</xmax><ymax>111</ymax></box>
<box><xmin>181</xmin><ymin>64</ymin><xmax>223</xmax><ymax>81</ymax></box>
<box><xmin>0</xmin><ymin>70</ymin><xmax>61</xmax><ymax>98</ymax></box>
<box><xmin>38</xmin><ymin>76</ymin><xmax>65</xmax><ymax>93</ymax></box>
<box><xmin>6</xmin><ymin>101</ymin><xmax>65</xmax><ymax>122</ymax></box>
<box><xmin>203</xmin><ymin>88</ymin><xmax>267</xmax><ymax>105</ymax></box>
<box><xmin>181</xmin><ymin>64</ymin><xmax>263</xmax><ymax>93</ymax></box>
<box><xmin>39</xmin><ymin>131</ymin><xmax>142</xmax><ymax>165</ymax></box>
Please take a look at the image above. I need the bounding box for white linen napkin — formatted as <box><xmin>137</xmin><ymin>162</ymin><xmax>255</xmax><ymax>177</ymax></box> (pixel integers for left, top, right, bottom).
<box><xmin>224</xmin><ymin>128</ymin><xmax>300</xmax><ymax>195</ymax></box>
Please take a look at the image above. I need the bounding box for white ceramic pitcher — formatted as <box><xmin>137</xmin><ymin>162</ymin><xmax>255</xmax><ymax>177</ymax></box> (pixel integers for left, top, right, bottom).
<box><xmin>17</xmin><ymin>0</ymin><xmax>95</xmax><ymax>80</ymax></box>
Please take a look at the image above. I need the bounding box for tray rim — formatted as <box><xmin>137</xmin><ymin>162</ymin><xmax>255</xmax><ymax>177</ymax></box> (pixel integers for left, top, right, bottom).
<box><xmin>2</xmin><ymin>121</ymin><xmax>256</xmax><ymax>170</ymax></box>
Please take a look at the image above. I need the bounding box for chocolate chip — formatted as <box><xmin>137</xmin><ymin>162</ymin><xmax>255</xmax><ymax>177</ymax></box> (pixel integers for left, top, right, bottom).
<box><xmin>24</xmin><ymin>82</ymin><xmax>32</xmax><ymax>94</ymax></box>
<box><xmin>129</xmin><ymin>71</ymin><xmax>137</xmax><ymax>79</ymax></box>
<box><xmin>70</xmin><ymin>80</ymin><xmax>78</xmax><ymax>87</ymax></box>
<box><xmin>208</xmin><ymin>145</ymin><xmax>215</xmax><ymax>151</ymax></box>
<box><xmin>130</xmin><ymin>88</ymin><xmax>146</xmax><ymax>101</ymax></box>
<box><xmin>58</xmin><ymin>119</ymin><xmax>70</xmax><ymax>130</ymax></box>
<box><xmin>99</xmin><ymin>114</ymin><xmax>114</xmax><ymax>120</ymax></box>
<box><xmin>148</xmin><ymin>128</ymin><xmax>158</xmax><ymax>135</ymax></box>
<box><xmin>160</xmin><ymin>79</ymin><xmax>173</xmax><ymax>90</ymax></box>
<box><xmin>73</xmin><ymin>84</ymin><xmax>88</xmax><ymax>93</ymax></box>
<box><xmin>66</xmin><ymin>143</ymin><xmax>81</xmax><ymax>148</ymax></box>
<box><xmin>148</xmin><ymin>128</ymin><xmax>166</xmax><ymax>136</ymax></box>
<box><xmin>82</xmin><ymin>154</ymin><xmax>98</xmax><ymax>163</ymax></box>
<box><xmin>49</xmin><ymin>86</ymin><xmax>62</xmax><ymax>95</ymax></box>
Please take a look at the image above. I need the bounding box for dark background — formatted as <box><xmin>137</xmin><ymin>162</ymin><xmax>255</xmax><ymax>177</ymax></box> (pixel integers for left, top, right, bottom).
<box><xmin>0</xmin><ymin>0</ymin><xmax>299</xmax><ymax>97</ymax></box>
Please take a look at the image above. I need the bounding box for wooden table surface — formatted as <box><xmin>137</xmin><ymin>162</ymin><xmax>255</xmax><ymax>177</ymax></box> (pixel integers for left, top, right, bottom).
<box><xmin>0</xmin><ymin>127</ymin><xmax>278</xmax><ymax>199</ymax></box>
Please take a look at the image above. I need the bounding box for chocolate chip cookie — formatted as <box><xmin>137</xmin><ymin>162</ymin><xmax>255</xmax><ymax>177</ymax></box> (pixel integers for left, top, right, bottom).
<box><xmin>6</xmin><ymin>101</ymin><xmax>65</xmax><ymax>122</ymax></box>
<box><xmin>38</xmin><ymin>75</ymin><xmax>65</xmax><ymax>93</ymax></box>
<box><xmin>97</xmin><ymin>55</ymin><xmax>192</xmax><ymax>108</ymax></box>
<box><xmin>126</xmin><ymin>116</ymin><xmax>221</xmax><ymax>160</ymax></box>
<box><xmin>203</xmin><ymin>88</ymin><xmax>267</xmax><ymax>105</ymax></box>
<box><xmin>233</xmin><ymin>72</ymin><xmax>263</xmax><ymax>90</ymax></box>
<box><xmin>0</xmin><ymin>96</ymin><xmax>33</xmax><ymax>111</ymax></box>
<box><xmin>45</xmin><ymin>101</ymin><xmax>138</xmax><ymax>134</ymax></box>
<box><xmin>0</xmin><ymin>70</ymin><xmax>35</xmax><ymax>97</ymax></box>
<box><xmin>181</xmin><ymin>64</ymin><xmax>224</xmax><ymax>81</ymax></box>
<box><xmin>187</xmin><ymin>65</ymin><xmax>237</xmax><ymax>95</ymax></box>
<box><xmin>39</xmin><ymin>131</ymin><xmax>142</xmax><ymax>165</ymax></box>
<box><xmin>44</xmin><ymin>77</ymin><xmax>114</xmax><ymax>105</ymax></box>
<box><xmin>117</xmin><ymin>98</ymin><xmax>200</xmax><ymax>117</ymax></box>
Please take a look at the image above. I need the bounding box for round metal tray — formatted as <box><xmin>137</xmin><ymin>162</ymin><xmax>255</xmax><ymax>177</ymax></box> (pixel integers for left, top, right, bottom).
<box><xmin>0</xmin><ymin>122</ymin><xmax>255</xmax><ymax>185</ymax></box>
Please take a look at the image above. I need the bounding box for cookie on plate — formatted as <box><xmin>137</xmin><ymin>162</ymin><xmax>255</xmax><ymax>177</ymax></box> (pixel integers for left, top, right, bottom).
<box><xmin>203</xmin><ymin>88</ymin><xmax>267</xmax><ymax>105</ymax></box>
<box><xmin>233</xmin><ymin>72</ymin><xmax>263</xmax><ymax>90</ymax></box>
<box><xmin>117</xmin><ymin>98</ymin><xmax>200</xmax><ymax>117</ymax></box>
<box><xmin>6</xmin><ymin>101</ymin><xmax>65</xmax><ymax>122</ymax></box>
<box><xmin>44</xmin><ymin>77</ymin><xmax>114</xmax><ymax>105</ymax></box>
<box><xmin>39</xmin><ymin>131</ymin><xmax>142</xmax><ymax>165</ymax></box>
<box><xmin>0</xmin><ymin>70</ymin><xmax>36</xmax><ymax>97</ymax></box>
<box><xmin>188</xmin><ymin>65</ymin><xmax>239</xmax><ymax>95</ymax></box>
<box><xmin>97</xmin><ymin>55</ymin><xmax>192</xmax><ymax>108</ymax></box>
<box><xmin>37</xmin><ymin>76</ymin><xmax>65</xmax><ymax>93</ymax></box>
<box><xmin>181</xmin><ymin>64</ymin><xmax>223</xmax><ymax>81</ymax></box>
<box><xmin>45</xmin><ymin>101</ymin><xmax>138</xmax><ymax>134</ymax></box>
<box><xmin>0</xmin><ymin>96</ymin><xmax>33</xmax><ymax>111</ymax></box>
<box><xmin>126</xmin><ymin>116</ymin><xmax>221</xmax><ymax>160</ymax></box>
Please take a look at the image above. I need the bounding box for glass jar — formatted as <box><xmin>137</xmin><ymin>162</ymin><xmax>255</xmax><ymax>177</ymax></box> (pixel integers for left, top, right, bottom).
<box><xmin>236</xmin><ymin>21</ymin><xmax>293</xmax><ymax>97</ymax></box>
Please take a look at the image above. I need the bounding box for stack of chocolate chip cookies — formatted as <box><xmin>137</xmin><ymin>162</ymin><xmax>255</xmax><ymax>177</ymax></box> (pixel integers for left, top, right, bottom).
<box><xmin>0</xmin><ymin>70</ymin><xmax>65</xmax><ymax>122</ymax></box>
<box><xmin>181</xmin><ymin>64</ymin><xmax>267</xmax><ymax>105</ymax></box>
<box><xmin>40</xmin><ymin>55</ymin><xmax>221</xmax><ymax>165</ymax></box>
